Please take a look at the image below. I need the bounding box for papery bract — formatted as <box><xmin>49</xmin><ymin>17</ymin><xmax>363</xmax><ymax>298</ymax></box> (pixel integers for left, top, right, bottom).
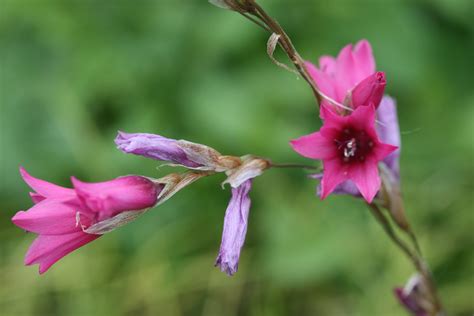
<box><xmin>12</xmin><ymin>167</ymin><xmax>161</xmax><ymax>274</ymax></box>
<box><xmin>290</xmin><ymin>105</ymin><xmax>397</xmax><ymax>203</ymax></box>
<box><xmin>215</xmin><ymin>180</ymin><xmax>252</xmax><ymax>276</ymax></box>
<box><xmin>306</xmin><ymin>40</ymin><xmax>385</xmax><ymax>111</ymax></box>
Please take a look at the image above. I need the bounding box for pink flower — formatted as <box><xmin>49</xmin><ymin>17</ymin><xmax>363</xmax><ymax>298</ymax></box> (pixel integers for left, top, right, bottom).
<box><xmin>12</xmin><ymin>167</ymin><xmax>162</xmax><ymax>274</ymax></box>
<box><xmin>290</xmin><ymin>105</ymin><xmax>397</xmax><ymax>203</ymax></box>
<box><xmin>306</xmin><ymin>40</ymin><xmax>386</xmax><ymax>111</ymax></box>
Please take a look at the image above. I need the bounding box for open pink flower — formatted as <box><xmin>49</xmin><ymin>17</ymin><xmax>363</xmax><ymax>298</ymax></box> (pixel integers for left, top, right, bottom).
<box><xmin>311</xmin><ymin>95</ymin><xmax>402</xmax><ymax>198</ymax></box>
<box><xmin>290</xmin><ymin>105</ymin><xmax>397</xmax><ymax>203</ymax></box>
<box><xmin>306</xmin><ymin>40</ymin><xmax>386</xmax><ymax>111</ymax></box>
<box><xmin>12</xmin><ymin>167</ymin><xmax>161</xmax><ymax>274</ymax></box>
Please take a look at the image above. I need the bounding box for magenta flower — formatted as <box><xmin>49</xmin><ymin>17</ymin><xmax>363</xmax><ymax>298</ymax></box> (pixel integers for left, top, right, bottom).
<box><xmin>311</xmin><ymin>96</ymin><xmax>401</xmax><ymax>198</ymax></box>
<box><xmin>306</xmin><ymin>39</ymin><xmax>386</xmax><ymax>111</ymax></box>
<box><xmin>290</xmin><ymin>105</ymin><xmax>397</xmax><ymax>203</ymax></box>
<box><xmin>12</xmin><ymin>167</ymin><xmax>161</xmax><ymax>274</ymax></box>
<box><xmin>215</xmin><ymin>180</ymin><xmax>252</xmax><ymax>275</ymax></box>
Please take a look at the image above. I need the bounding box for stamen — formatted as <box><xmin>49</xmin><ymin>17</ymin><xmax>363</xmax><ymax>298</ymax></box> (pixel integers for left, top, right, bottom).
<box><xmin>343</xmin><ymin>138</ymin><xmax>357</xmax><ymax>158</ymax></box>
<box><xmin>75</xmin><ymin>212</ymin><xmax>87</xmax><ymax>231</ymax></box>
<box><xmin>75</xmin><ymin>212</ymin><xmax>80</xmax><ymax>227</ymax></box>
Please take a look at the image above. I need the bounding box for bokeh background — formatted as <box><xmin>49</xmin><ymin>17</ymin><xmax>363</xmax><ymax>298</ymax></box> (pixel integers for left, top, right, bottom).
<box><xmin>1</xmin><ymin>0</ymin><xmax>473</xmax><ymax>315</ymax></box>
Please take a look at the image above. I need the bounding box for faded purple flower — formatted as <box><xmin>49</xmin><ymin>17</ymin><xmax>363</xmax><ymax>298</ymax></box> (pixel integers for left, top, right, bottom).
<box><xmin>215</xmin><ymin>180</ymin><xmax>252</xmax><ymax>276</ymax></box>
<box><xmin>115</xmin><ymin>131</ymin><xmax>241</xmax><ymax>172</ymax></box>
<box><xmin>115</xmin><ymin>131</ymin><xmax>202</xmax><ymax>168</ymax></box>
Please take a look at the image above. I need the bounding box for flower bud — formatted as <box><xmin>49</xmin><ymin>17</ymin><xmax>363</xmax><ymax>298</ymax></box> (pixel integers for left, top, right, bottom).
<box><xmin>351</xmin><ymin>71</ymin><xmax>386</xmax><ymax>109</ymax></box>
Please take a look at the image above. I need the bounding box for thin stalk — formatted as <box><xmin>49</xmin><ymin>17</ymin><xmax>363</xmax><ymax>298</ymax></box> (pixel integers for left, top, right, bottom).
<box><xmin>368</xmin><ymin>203</ymin><xmax>444</xmax><ymax>315</ymax></box>
<box><xmin>270</xmin><ymin>162</ymin><xmax>320</xmax><ymax>170</ymax></box>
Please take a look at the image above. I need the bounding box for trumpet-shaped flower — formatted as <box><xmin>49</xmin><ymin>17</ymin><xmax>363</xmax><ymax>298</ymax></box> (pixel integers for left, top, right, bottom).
<box><xmin>291</xmin><ymin>105</ymin><xmax>397</xmax><ymax>203</ymax></box>
<box><xmin>311</xmin><ymin>96</ymin><xmax>401</xmax><ymax>198</ymax></box>
<box><xmin>306</xmin><ymin>40</ymin><xmax>386</xmax><ymax>111</ymax></box>
<box><xmin>12</xmin><ymin>167</ymin><xmax>162</xmax><ymax>274</ymax></box>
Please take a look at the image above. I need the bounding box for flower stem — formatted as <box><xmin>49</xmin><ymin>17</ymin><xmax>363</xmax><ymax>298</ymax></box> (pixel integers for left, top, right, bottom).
<box><xmin>270</xmin><ymin>162</ymin><xmax>320</xmax><ymax>170</ymax></box>
<box><xmin>367</xmin><ymin>203</ymin><xmax>445</xmax><ymax>316</ymax></box>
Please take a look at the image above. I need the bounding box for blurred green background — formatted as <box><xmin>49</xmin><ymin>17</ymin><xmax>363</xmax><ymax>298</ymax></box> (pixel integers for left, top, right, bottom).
<box><xmin>1</xmin><ymin>0</ymin><xmax>473</xmax><ymax>315</ymax></box>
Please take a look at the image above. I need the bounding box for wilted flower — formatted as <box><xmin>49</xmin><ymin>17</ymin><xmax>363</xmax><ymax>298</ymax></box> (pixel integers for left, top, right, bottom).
<box><xmin>115</xmin><ymin>131</ymin><xmax>241</xmax><ymax>172</ymax></box>
<box><xmin>215</xmin><ymin>180</ymin><xmax>252</xmax><ymax>275</ymax></box>
<box><xmin>306</xmin><ymin>39</ymin><xmax>386</xmax><ymax>111</ymax></box>
<box><xmin>290</xmin><ymin>105</ymin><xmax>397</xmax><ymax>203</ymax></box>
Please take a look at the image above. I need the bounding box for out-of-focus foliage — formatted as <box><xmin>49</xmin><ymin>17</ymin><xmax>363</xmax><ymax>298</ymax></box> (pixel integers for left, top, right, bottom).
<box><xmin>1</xmin><ymin>0</ymin><xmax>473</xmax><ymax>315</ymax></box>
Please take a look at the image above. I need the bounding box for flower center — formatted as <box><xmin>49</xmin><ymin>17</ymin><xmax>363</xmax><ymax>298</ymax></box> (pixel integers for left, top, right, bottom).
<box><xmin>335</xmin><ymin>128</ymin><xmax>374</xmax><ymax>163</ymax></box>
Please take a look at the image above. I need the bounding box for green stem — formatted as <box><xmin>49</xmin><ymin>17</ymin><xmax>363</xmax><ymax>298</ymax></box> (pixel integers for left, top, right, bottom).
<box><xmin>367</xmin><ymin>203</ymin><xmax>444</xmax><ymax>315</ymax></box>
<box><xmin>270</xmin><ymin>162</ymin><xmax>320</xmax><ymax>170</ymax></box>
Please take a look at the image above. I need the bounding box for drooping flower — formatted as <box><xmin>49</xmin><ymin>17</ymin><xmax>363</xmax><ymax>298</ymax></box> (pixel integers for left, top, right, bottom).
<box><xmin>215</xmin><ymin>180</ymin><xmax>252</xmax><ymax>275</ymax></box>
<box><xmin>115</xmin><ymin>131</ymin><xmax>241</xmax><ymax>172</ymax></box>
<box><xmin>12</xmin><ymin>167</ymin><xmax>163</xmax><ymax>274</ymax></box>
<box><xmin>306</xmin><ymin>39</ymin><xmax>386</xmax><ymax>111</ymax></box>
<box><xmin>394</xmin><ymin>274</ymin><xmax>435</xmax><ymax>316</ymax></box>
<box><xmin>290</xmin><ymin>104</ymin><xmax>397</xmax><ymax>203</ymax></box>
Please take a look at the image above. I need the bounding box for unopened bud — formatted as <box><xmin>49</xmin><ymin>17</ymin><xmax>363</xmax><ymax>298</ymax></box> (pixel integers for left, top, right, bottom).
<box><xmin>380</xmin><ymin>164</ymin><xmax>410</xmax><ymax>231</ymax></box>
<box><xmin>351</xmin><ymin>72</ymin><xmax>386</xmax><ymax>109</ymax></box>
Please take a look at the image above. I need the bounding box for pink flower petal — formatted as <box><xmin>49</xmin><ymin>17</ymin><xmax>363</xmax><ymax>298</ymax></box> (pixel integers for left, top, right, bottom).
<box><xmin>306</xmin><ymin>61</ymin><xmax>338</xmax><ymax>101</ymax></box>
<box><xmin>318</xmin><ymin>55</ymin><xmax>336</xmax><ymax>75</ymax></box>
<box><xmin>348</xmin><ymin>104</ymin><xmax>376</xmax><ymax>131</ymax></box>
<box><xmin>349</xmin><ymin>159</ymin><xmax>381</xmax><ymax>203</ymax></box>
<box><xmin>12</xmin><ymin>199</ymin><xmax>80</xmax><ymax>235</ymax></box>
<box><xmin>320</xmin><ymin>104</ymin><xmax>348</xmax><ymax>126</ymax></box>
<box><xmin>320</xmin><ymin>158</ymin><xmax>350</xmax><ymax>199</ymax></box>
<box><xmin>29</xmin><ymin>192</ymin><xmax>45</xmax><ymax>204</ymax></box>
<box><xmin>25</xmin><ymin>231</ymin><xmax>100</xmax><ymax>274</ymax></box>
<box><xmin>335</xmin><ymin>44</ymin><xmax>357</xmax><ymax>100</ymax></box>
<box><xmin>373</xmin><ymin>142</ymin><xmax>398</xmax><ymax>162</ymax></box>
<box><xmin>72</xmin><ymin>176</ymin><xmax>159</xmax><ymax>220</ymax></box>
<box><xmin>20</xmin><ymin>167</ymin><xmax>75</xmax><ymax>198</ymax></box>
<box><xmin>290</xmin><ymin>132</ymin><xmax>337</xmax><ymax>160</ymax></box>
<box><xmin>354</xmin><ymin>39</ymin><xmax>376</xmax><ymax>78</ymax></box>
